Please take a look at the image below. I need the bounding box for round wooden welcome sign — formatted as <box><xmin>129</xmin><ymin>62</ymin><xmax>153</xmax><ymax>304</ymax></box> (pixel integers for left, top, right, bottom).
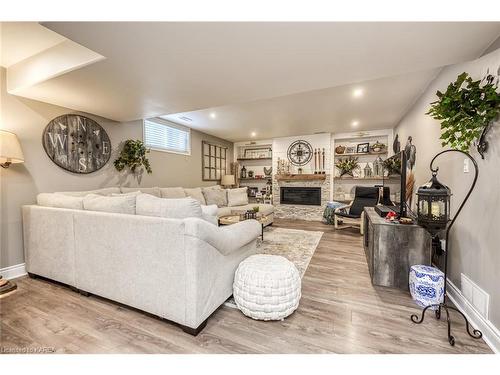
<box><xmin>42</xmin><ymin>114</ymin><xmax>111</xmax><ymax>174</ymax></box>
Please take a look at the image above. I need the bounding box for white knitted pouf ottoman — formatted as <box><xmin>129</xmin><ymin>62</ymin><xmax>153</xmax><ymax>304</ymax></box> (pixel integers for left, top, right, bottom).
<box><xmin>233</xmin><ymin>254</ymin><xmax>301</xmax><ymax>321</ymax></box>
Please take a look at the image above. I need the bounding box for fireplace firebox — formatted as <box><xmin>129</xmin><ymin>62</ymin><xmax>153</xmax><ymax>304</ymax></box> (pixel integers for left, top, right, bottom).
<box><xmin>280</xmin><ymin>187</ymin><xmax>321</xmax><ymax>206</ymax></box>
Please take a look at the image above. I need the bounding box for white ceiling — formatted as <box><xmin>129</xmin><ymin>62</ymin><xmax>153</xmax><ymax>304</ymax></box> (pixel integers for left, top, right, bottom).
<box><xmin>0</xmin><ymin>22</ymin><xmax>66</xmax><ymax>67</ymax></box>
<box><xmin>162</xmin><ymin>68</ymin><xmax>440</xmax><ymax>141</ymax></box>
<box><xmin>3</xmin><ymin>22</ymin><xmax>500</xmax><ymax>141</ymax></box>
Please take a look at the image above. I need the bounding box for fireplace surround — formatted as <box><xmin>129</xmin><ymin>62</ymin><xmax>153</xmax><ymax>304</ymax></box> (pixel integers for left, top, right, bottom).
<box><xmin>280</xmin><ymin>187</ymin><xmax>321</xmax><ymax>206</ymax></box>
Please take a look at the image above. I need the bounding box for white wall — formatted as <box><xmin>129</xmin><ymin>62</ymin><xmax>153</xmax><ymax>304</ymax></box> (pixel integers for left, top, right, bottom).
<box><xmin>0</xmin><ymin>67</ymin><xmax>233</xmax><ymax>269</ymax></box>
<box><xmin>272</xmin><ymin>133</ymin><xmax>331</xmax><ymax>174</ymax></box>
<box><xmin>394</xmin><ymin>48</ymin><xmax>500</xmax><ymax>328</ymax></box>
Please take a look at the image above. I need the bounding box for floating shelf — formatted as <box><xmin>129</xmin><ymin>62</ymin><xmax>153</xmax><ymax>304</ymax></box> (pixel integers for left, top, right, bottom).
<box><xmin>276</xmin><ymin>174</ymin><xmax>326</xmax><ymax>181</ymax></box>
<box><xmin>237</xmin><ymin>157</ymin><xmax>272</xmax><ymax>161</ymax></box>
<box><xmin>334</xmin><ymin>151</ymin><xmax>387</xmax><ymax>157</ymax></box>
<box><xmin>240</xmin><ymin>177</ymin><xmax>271</xmax><ymax>181</ymax></box>
<box><xmin>334</xmin><ymin>176</ymin><xmax>400</xmax><ymax>181</ymax></box>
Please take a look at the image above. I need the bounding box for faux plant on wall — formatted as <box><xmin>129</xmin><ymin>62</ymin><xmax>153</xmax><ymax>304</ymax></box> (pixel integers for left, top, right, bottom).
<box><xmin>427</xmin><ymin>70</ymin><xmax>500</xmax><ymax>158</ymax></box>
<box><xmin>114</xmin><ymin>140</ymin><xmax>152</xmax><ymax>174</ymax></box>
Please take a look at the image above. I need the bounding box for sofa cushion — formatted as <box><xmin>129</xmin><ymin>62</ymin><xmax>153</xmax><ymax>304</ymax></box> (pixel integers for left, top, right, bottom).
<box><xmin>216</xmin><ymin>206</ymin><xmax>233</xmax><ymax>217</ymax></box>
<box><xmin>37</xmin><ymin>193</ymin><xmax>84</xmax><ymax>210</ymax></box>
<box><xmin>227</xmin><ymin>187</ymin><xmax>249</xmax><ymax>207</ymax></box>
<box><xmin>56</xmin><ymin>187</ymin><xmax>121</xmax><ymax>197</ymax></box>
<box><xmin>202</xmin><ymin>186</ymin><xmax>228</xmax><ymax>207</ymax></box>
<box><xmin>159</xmin><ymin>187</ymin><xmax>187</xmax><ymax>199</ymax></box>
<box><xmin>136</xmin><ymin>194</ymin><xmax>203</xmax><ymax>219</ymax></box>
<box><xmin>111</xmin><ymin>191</ymin><xmax>141</xmax><ymax>197</ymax></box>
<box><xmin>184</xmin><ymin>187</ymin><xmax>206</xmax><ymax>205</ymax></box>
<box><xmin>83</xmin><ymin>193</ymin><xmax>136</xmax><ymax>215</ymax></box>
<box><xmin>120</xmin><ymin>186</ymin><xmax>161</xmax><ymax>197</ymax></box>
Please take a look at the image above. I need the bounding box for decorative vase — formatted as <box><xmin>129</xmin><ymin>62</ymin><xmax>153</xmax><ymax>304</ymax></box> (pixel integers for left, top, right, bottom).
<box><xmin>339</xmin><ymin>170</ymin><xmax>353</xmax><ymax>177</ymax></box>
<box><xmin>371</xmin><ymin>141</ymin><xmax>386</xmax><ymax>153</ymax></box>
<box><xmin>248</xmin><ymin>170</ymin><xmax>254</xmax><ymax>178</ymax></box>
<box><xmin>241</xmin><ymin>166</ymin><xmax>247</xmax><ymax>179</ymax></box>
<box><xmin>335</xmin><ymin>145</ymin><xmax>346</xmax><ymax>154</ymax></box>
<box><xmin>409</xmin><ymin>265</ymin><xmax>445</xmax><ymax>310</ymax></box>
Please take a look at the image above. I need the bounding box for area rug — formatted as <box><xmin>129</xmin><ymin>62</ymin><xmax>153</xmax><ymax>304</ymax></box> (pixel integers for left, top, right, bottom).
<box><xmin>224</xmin><ymin>226</ymin><xmax>323</xmax><ymax>308</ymax></box>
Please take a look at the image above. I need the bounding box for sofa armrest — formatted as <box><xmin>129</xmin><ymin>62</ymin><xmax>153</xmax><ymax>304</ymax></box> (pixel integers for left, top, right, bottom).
<box><xmin>184</xmin><ymin>218</ymin><xmax>261</xmax><ymax>256</ymax></box>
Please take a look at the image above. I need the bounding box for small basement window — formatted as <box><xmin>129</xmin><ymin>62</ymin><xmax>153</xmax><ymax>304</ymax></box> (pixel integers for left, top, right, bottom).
<box><xmin>143</xmin><ymin>118</ymin><xmax>191</xmax><ymax>155</ymax></box>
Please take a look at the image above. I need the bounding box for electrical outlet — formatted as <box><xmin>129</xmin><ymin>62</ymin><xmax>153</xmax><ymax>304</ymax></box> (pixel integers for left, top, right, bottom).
<box><xmin>463</xmin><ymin>158</ymin><xmax>470</xmax><ymax>173</ymax></box>
<box><xmin>461</xmin><ymin>273</ymin><xmax>489</xmax><ymax>319</ymax></box>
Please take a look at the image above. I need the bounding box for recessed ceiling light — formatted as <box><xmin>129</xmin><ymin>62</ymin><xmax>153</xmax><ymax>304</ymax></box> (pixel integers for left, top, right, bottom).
<box><xmin>352</xmin><ymin>88</ymin><xmax>364</xmax><ymax>98</ymax></box>
<box><xmin>351</xmin><ymin>120</ymin><xmax>359</xmax><ymax>127</ymax></box>
<box><xmin>209</xmin><ymin>112</ymin><xmax>216</xmax><ymax>119</ymax></box>
<box><xmin>251</xmin><ymin>132</ymin><xmax>257</xmax><ymax>137</ymax></box>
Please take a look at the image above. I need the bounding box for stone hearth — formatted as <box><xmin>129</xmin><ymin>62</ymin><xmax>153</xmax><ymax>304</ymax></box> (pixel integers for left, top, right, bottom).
<box><xmin>273</xmin><ymin>175</ymin><xmax>330</xmax><ymax>221</ymax></box>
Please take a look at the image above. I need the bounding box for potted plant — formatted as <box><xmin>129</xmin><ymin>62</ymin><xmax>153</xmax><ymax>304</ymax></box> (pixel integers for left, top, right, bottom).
<box><xmin>335</xmin><ymin>156</ymin><xmax>359</xmax><ymax>177</ymax></box>
<box><xmin>427</xmin><ymin>71</ymin><xmax>500</xmax><ymax>158</ymax></box>
<box><xmin>383</xmin><ymin>157</ymin><xmax>401</xmax><ymax>176</ymax></box>
<box><xmin>114</xmin><ymin>140</ymin><xmax>152</xmax><ymax>174</ymax></box>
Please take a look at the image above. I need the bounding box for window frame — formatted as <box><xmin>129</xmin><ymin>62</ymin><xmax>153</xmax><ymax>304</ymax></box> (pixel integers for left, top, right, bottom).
<box><xmin>143</xmin><ymin>117</ymin><xmax>191</xmax><ymax>156</ymax></box>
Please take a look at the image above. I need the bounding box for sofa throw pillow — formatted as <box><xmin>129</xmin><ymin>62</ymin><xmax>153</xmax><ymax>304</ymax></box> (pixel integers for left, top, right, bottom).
<box><xmin>201</xmin><ymin>204</ymin><xmax>218</xmax><ymax>217</ymax></box>
<box><xmin>83</xmin><ymin>193</ymin><xmax>136</xmax><ymax>215</ymax></box>
<box><xmin>111</xmin><ymin>191</ymin><xmax>141</xmax><ymax>197</ymax></box>
<box><xmin>159</xmin><ymin>187</ymin><xmax>187</xmax><ymax>199</ymax></box>
<box><xmin>202</xmin><ymin>186</ymin><xmax>227</xmax><ymax>207</ymax></box>
<box><xmin>56</xmin><ymin>187</ymin><xmax>121</xmax><ymax>197</ymax></box>
<box><xmin>37</xmin><ymin>193</ymin><xmax>84</xmax><ymax>210</ymax></box>
<box><xmin>120</xmin><ymin>186</ymin><xmax>160</xmax><ymax>197</ymax></box>
<box><xmin>184</xmin><ymin>187</ymin><xmax>206</xmax><ymax>205</ymax></box>
<box><xmin>136</xmin><ymin>194</ymin><xmax>203</xmax><ymax>219</ymax></box>
<box><xmin>227</xmin><ymin>187</ymin><xmax>249</xmax><ymax>207</ymax></box>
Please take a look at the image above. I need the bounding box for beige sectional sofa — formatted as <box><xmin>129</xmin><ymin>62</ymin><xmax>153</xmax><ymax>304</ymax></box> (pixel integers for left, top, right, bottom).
<box><xmin>55</xmin><ymin>185</ymin><xmax>275</xmax><ymax>222</ymax></box>
<box><xmin>22</xmin><ymin>185</ymin><xmax>271</xmax><ymax>335</ymax></box>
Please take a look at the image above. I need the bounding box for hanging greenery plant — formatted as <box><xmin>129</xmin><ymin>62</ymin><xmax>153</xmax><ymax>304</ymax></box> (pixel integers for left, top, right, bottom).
<box><xmin>114</xmin><ymin>140</ymin><xmax>152</xmax><ymax>174</ymax></box>
<box><xmin>335</xmin><ymin>156</ymin><xmax>359</xmax><ymax>177</ymax></box>
<box><xmin>427</xmin><ymin>70</ymin><xmax>500</xmax><ymax>158</ymax></box>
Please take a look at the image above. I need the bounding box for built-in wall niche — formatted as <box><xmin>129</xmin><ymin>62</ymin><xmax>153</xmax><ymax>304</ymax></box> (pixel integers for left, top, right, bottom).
<box><xmin>332</xmin><ymin>129</ymin><xmax>395</xmax><ymax>202</ymax></box>
<box><xmin>202</xmin><ymin>141</ymin><xmax>228</xmax><ymax>181</ymax></box>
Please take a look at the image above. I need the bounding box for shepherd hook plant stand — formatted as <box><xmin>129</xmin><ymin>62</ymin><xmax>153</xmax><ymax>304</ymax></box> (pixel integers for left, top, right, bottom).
<box><xmin>410</xmin><ymin>149</ymin><xmax>483</xmax><ymax>346</ymax></box>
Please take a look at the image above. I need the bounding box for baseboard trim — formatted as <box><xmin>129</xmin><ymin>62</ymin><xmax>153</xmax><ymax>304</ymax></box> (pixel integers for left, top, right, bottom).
<box><xmin>0</xmin><ymin>263</ymin><xmax>27</xmax><ymax>280</ymax></box>
<box><xmin>447</xmin><ymin>279</ymin><xmax>500</xmax><ymax>353</ymax></box>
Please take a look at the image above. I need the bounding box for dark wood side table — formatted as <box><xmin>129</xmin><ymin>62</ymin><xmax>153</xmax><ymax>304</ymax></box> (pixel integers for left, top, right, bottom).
<box><xmin>363</xmin><ymin>207</ymin><xmax>432</xmax><ymax>290</ymax></box>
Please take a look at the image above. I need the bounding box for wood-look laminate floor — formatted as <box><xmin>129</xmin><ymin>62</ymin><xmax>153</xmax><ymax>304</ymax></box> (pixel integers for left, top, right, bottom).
<box><xmin>0</xmin><ymin>219</ymin><xmax>492</xmax><ymax>354</ymax></box>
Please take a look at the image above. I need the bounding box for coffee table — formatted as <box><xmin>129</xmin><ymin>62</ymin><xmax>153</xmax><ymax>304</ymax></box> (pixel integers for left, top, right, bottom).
<box><xmin>218</xmin><ymin>214</ymin><xmax>272</xmax><ymax>240</ymax></box>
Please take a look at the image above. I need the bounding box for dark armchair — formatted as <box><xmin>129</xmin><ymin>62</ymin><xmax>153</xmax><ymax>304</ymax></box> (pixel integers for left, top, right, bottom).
<box><xmin>334</xmin><ymin>186</ymin><xmax>380</xmax><ymax>234</ymax></box>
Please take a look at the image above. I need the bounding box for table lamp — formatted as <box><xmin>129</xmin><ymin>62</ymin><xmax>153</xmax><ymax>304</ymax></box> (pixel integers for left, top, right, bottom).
<box><xmin>0</xmin><ymin>130</ymin><xmax>24</xmax><ymax>168</ymax></box>
<box><xmin>221</xmin><ymin>174</ymin><xmax>235</xmax><ymax>188</ymax></box>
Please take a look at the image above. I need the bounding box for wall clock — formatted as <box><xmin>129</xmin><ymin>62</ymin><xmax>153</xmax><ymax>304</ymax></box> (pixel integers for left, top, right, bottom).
<box><xmin>287</xmin><ymin>140</ymin><xmax>313</xmax><ymax>166</ymax></box>
<box><xmin>42</xmin><ymin>114</ymin><xmax>111</xmax><ymax>174</ymax></box>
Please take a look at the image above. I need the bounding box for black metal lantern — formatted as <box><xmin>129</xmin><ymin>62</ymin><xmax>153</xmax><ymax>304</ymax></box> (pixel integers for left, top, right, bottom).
<box><xmin>416</xmin><ymin>171</ymin><xmax>451</xmax><ymax>234</ymax></box>
<box><xmin>411</xmin><ymin>149</ymin><xmax>482</xmax><ymax>347</ymax></box>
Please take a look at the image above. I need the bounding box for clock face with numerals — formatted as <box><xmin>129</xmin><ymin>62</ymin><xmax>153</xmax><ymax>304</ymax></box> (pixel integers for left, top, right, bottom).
<box><xmin>287</xmin><ymin>140</ymin><xmax>313</xmax><ymax>166</ymax></box>
<box><xmin>42</xmin><ymin>114</ymin><xmax>111</xmax><ymax>174</ymax></box>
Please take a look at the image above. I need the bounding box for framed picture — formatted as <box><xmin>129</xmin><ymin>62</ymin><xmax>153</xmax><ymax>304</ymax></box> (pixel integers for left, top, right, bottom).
<box><xmin>243</xmin><ymin>147</ymin><xmax>271</xmax><ymax>159</ymax></box>
<box><xmin>345</xmin><ymin>146</ymin><xmax>356</xmax><ymax>154</ymax></box>
<box><xmin>357</xmin><ymin>142</ymin><xmax>369</xmax><ymax>154</ymax></box>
